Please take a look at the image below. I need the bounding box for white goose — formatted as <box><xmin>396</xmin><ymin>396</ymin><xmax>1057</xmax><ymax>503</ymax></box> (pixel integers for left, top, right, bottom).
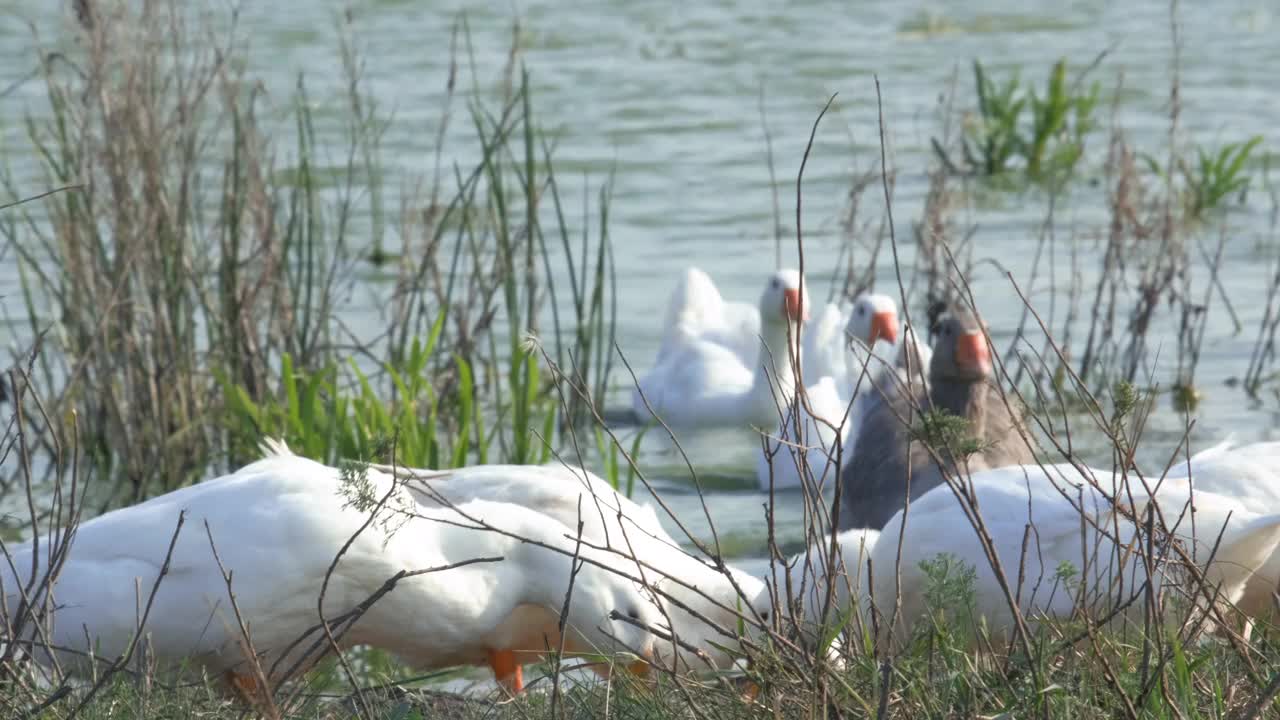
<box><xmin>799</xmin><ymin>302</ymin><xmax>853</xmax><ymax>384</ymax></box>
<box><xmin>870</xmin><ymin>323</ymin><xmax>933</xmax><ymax>395</ymax></box>
<box><xmin>756</xmin><ymin>295</ymin><xmax>935</xmax><ymax>493</ymax></box>
<box><xmin>801</xmin><ymin>294</ymin><xmax>901</xmax><ymax>387</ymax></box>
<box><xmin>289</xmin><ymin>445</ymin><xmax>772</xmax><ymax>672</ymax></box>
<box><xmin>1179</xmin><ymin>440</ymin><xmax>1280</xmax><ymax>616</ymax></box>
<box><xmin>1183</xmin><ymin>440</ymin><xmax>1280</xmax><ymax>504</ymax></box>
<box><xmin>633</xmin><ymin>269</ymin><xmax>809</xmax><ymax>429</ymax></box>
<box><xmin>754</xmin><ymin>374</ymin><xmax>850</xmax><ymax>492</ymax></box>
<box><xmin>1</xmin><ymin>453</ymin><xmax>661</xmax><ymax>695</ymax></box>
<box><xmin>655</xmin><ymin>267</ymin><xmax>762</xmax><ymax>365</ymax></box>
<box><xmin>761</xmin><ymin>527</ymin><xmax>880</xmax><ymax>638</ymax></box>
<box><xmin>865</xmin><ymin>463</ymin><xmax>1280</xmax><ymax>649</ymax></box>
<box><xmin>319</xmin><ymin>447</ymin><xmax>676</xmax><ymax>547</ymax></box>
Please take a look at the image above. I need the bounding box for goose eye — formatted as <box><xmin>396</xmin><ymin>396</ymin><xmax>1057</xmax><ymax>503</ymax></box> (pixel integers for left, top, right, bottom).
<box><xmin>857</xmin><ymin>307</ymin><xmax>866</xmax><ymax>315</ymax></box>
<box><xmin>770</xmin><ymin>278</ymin><xmax>780</xmax><ymax>289</ymax></box>
<box><xmin>626</xmin><ymin>608</ymin><xmax>641</xmax><ymax>620</ymax></box>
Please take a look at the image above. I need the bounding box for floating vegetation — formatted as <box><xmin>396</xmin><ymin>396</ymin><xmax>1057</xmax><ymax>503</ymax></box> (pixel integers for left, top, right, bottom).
<box><xmin>933</xmin><ymin>59</ymin><xmax>1099</xmax><ymax>185</ymax></box>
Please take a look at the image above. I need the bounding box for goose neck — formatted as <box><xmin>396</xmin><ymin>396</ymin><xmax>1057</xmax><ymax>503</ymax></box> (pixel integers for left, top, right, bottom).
<box><xmin>928</xmin><ymin>376</ymin><xmax>990</xmax><ymax>434</ymax></box>
<box><xmin>753</xmin><ymin>319</ymin><xmax>801</xmax><ymax>400</ymax></box>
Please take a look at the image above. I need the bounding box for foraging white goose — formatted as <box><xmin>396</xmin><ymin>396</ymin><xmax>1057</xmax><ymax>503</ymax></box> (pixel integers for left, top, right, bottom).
<box><xmin>762</xmin><ymin>528</ymin><xmax>879</xmax><ymax>636</ymax></box>
<box><xmin>291</xmin><ymin>445</ymin><xmax>771</xmax><ymax>672</ymax></box>
<box><xmin>838</xmin><ymin>306</ymin><xmax>1033</xmax><ymax>531</ymax></box>
<box><xmin>1</xmin><ymin>454</ymin><xmax>661</xmax><ymax>694</ymax></box>
<box><xmin>655</xmin><ymin>267</ymin><xmax>762</xmax><ymax>364</ymax></box>
<box><xmin>754</xmin><ymin>294</ymin><xmax>902</xmax><ymax>492</ymax></box>
<box><xmin>1183</xmin><ymin>440</ymin><xmax>1280</xmax><ymax>504</ymax></box>
<box><xmin>866</xmin><ymin>463</ymin><xmax>1280</xmax><ymax>649</ymax></box>
<box><xmin>633</xmin><ymin>269</ymin><xmax>809</xmax><ymax>428</ymax></box>
<box><xmin>1178</xmin><ymin>441</ymin><xmax>1280</xmax><ymax>617</ymax></box>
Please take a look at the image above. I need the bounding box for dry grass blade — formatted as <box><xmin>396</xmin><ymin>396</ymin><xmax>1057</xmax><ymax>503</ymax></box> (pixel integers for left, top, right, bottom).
<box><xmin>0</xmin><ymin>185</ymin><xmax>83</xmax><ymax>213</ymax></box>
<box><xmin>202</xmin><ymin>522</ymin><xmax>282</xmax><ymax>720</ymax></box>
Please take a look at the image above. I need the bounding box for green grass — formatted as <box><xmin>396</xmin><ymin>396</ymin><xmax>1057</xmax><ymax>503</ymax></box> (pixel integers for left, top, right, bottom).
<box><xmin>218</xmin><ymin>329</ymin><xmax>504</xmax><ymax>470</ymax></box>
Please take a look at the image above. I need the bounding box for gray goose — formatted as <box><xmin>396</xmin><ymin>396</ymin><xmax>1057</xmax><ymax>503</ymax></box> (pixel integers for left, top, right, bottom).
<box><xmin>836</xmin><ymin>306</ymin><xmax>1034</xmax><ymax>531</ymax></box>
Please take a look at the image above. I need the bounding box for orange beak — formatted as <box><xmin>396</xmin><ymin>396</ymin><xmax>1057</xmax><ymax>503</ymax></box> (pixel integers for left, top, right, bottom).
<box><xmin>868</xmin><ymin>311</ymin><xmax>899</xmax><ymax>345</ymax></box>
<box><xmin>628</xmin><ymin>659</ymin><xmax>651</xmax><ymax>678</ymax></box>
<box><xmin>954</xmin><ymin>331</ymin><xmax>992</xmax><ymax>375</ymax></box>
<box><xmin>783</xmin><ymin>288</ymin><xmax>808</xmax><ymax>323</ymax></box>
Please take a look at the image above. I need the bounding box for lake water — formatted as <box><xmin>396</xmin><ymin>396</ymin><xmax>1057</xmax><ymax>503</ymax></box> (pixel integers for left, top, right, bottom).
<box><xmin>2</xmin><ymin>1</ymin><xmax>1279</xmax><ymax>570</ymax></box>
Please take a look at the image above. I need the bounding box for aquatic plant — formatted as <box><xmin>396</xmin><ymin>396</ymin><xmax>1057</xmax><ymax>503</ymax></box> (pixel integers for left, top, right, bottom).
<box><xmin>934</xmin><ymin>59</ymin><xmax>1099</xmax><ymax>184</ymax></box>
<box><xmin>1143</xmin><ymin>136</ymin><xmax>1263</xmax><ymax>221</ymax></box>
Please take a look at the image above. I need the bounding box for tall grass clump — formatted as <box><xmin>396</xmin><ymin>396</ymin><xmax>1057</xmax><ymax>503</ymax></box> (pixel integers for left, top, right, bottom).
<box><xmin>1</xmin><ymin>1</ymin><xmax>616</xmax><ymax>505</ymax></box>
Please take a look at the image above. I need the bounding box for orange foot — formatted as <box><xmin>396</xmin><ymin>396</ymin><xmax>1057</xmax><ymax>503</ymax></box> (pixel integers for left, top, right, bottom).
<box><xmin>487</xmin><ymin>648</ymin><xmax>525</xmax><ymax>694</ymax></box>
<box><xmin>224</xmin><ymin>670</ymin><xmax>262</xmax><ymax>704</ymax></box>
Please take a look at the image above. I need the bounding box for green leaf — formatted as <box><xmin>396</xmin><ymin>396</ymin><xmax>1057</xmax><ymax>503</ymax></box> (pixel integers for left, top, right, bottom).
<box><xmin>225</xmin><ymin>380</ymin><xmax>262</xmax><ymax>431</ymax></box>
<box><xmin>1225</xmin><ymin>136</ymin><xmax>1262</xmax><ymax>183</ymax></box>
<box><xmin>538</xmin><ymin>403</ymin><xmax>556</xmax><ymax>464</ymax></box>
<box><xmin>452</xmin><ymin>354</ymin><xmax>475</xmax><ymax>469</ymax></box>
<box><xmin>819</xmin><ymin>606</ymin><xmax>855</xmax><ymax>654</ymax></box>
<box><xmin>386</xmin><ymin>701</ymin><xmax>423</xmax><ymax>720</ymax></box>
<box><xmin>282</xmin><ymin>352</ymin><xmax>300</xmax><ymax>429</ymax></box>
<box><xmin>625</xmin><ymin>425</ymin><xmax>650</xmax><ymax>499</ymax></box>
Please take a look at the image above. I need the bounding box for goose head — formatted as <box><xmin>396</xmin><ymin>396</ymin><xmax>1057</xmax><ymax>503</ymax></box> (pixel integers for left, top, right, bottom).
<box><xmin>562</xmin><ymin>560</ymin><xmax>664</xmax><ymax>677</ymax></box>
<box><xmin>929</xmin><ymin>307</ymin><xmax>992</xmax><ymax>383</ymax></box>
<box><xmin>745</xmin><ymin>270</ymin><xmax>809</xmax><ymax>421</ymax></box>
<box><xmin>759</xmin><ymin>269</ymin><xmax>809</xmax><ymax>327</ymax></box>
<box><xmin>846</xmin><ymin>293</ymin><xmax>899</xmax><ymax>348</ymax></box>
<box><xmin>651</xmin><ymin>564</ymin><xmax>767</xmax><ymax>671</ymax></box>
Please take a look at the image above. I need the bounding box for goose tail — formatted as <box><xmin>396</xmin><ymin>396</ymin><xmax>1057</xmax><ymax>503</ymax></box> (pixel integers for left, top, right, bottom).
<box><xmin>258</xmin><ymin>436</ymin><xmax>295</xmax><ymax>459</ymax></box>
<box><xmin>1202</xmin><ymin>512</ymin><xmax>1280</xmax><ymax>606</ymax></box>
